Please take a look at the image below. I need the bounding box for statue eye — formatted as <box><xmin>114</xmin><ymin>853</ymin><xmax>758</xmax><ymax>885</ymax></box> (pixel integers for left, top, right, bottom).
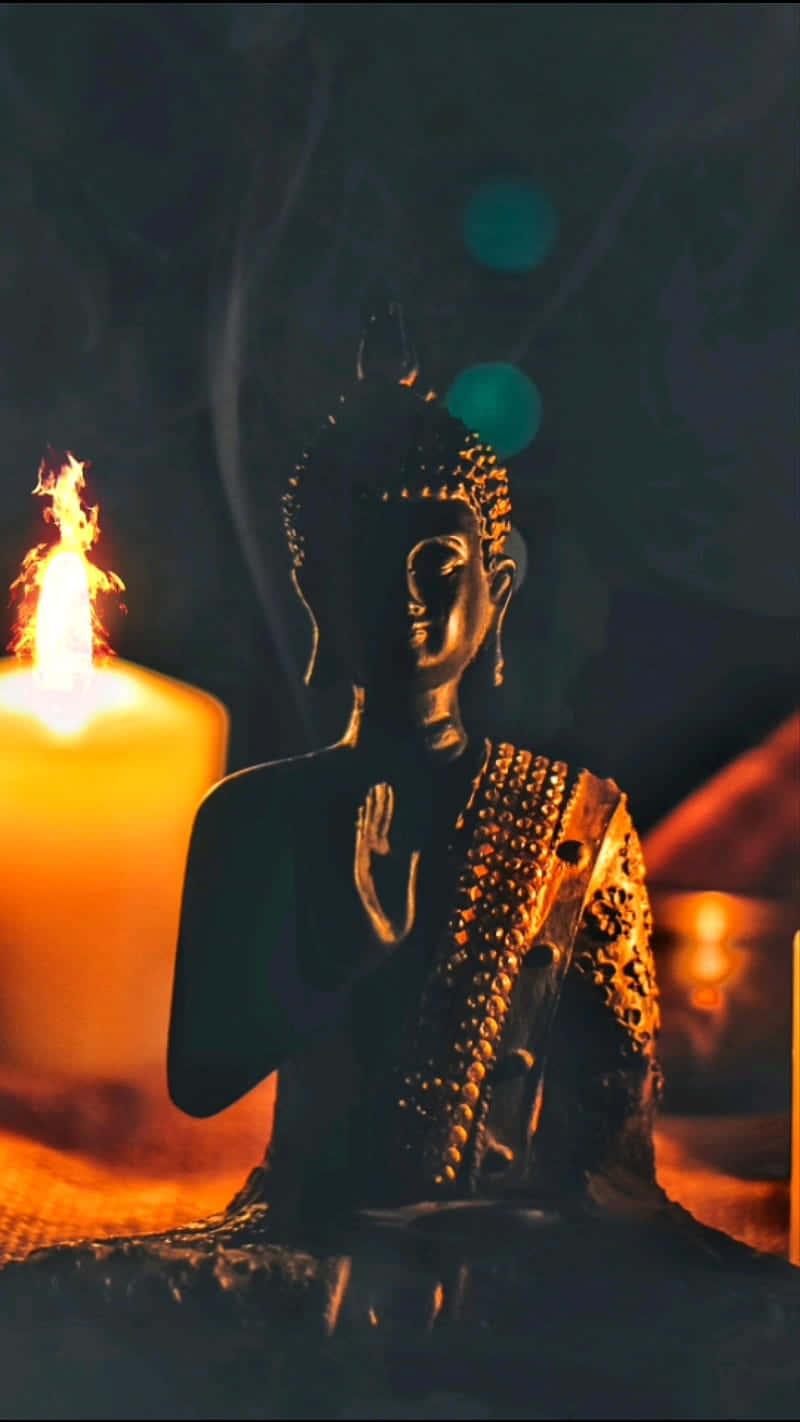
<box><xmin>408</xmin><ymin>537</ymin><xmax>469</xmax><ymax>583</ymax></box>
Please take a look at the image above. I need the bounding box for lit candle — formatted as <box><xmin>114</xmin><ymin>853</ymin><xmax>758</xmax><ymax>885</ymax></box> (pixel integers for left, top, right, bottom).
<box><xmin>791</xmin><ymin>930</ymin><xmax>799</xmax><ymax>1267</ymax></box>
<box><xmin>0</xmin><ymin>452</ymin><xmax>228</xmax><ymax>1091</ymax></box>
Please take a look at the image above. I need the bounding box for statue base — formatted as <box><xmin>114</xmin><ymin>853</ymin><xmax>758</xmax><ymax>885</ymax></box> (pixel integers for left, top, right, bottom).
<box><xmin>2</xmin><ymin>1192</ymin><xmax>799</xmax><ymax>1419</ymax></box>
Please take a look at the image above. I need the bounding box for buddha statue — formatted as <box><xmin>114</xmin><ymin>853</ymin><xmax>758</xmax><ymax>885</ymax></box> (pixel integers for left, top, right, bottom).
<box><xmin>166</xmin><ymin>302</ymin><xmax>663</xmax><ymax>1240</ymax></box>
<box><xmin>7</xmin><ymin>309</ymin><xmax>796</xmax><ymax>1422</ymax></box>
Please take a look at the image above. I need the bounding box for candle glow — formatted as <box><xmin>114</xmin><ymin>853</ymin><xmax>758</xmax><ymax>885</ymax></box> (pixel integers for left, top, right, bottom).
<box><xmin>665</xmin><ymin>892</ymin><xmax>744</xmax><ymax>1015</ymax></box>
<box><xmin>0</xmin><ymin>452</ymin><xmax>228</xmax><ymax>1091</ymax></box>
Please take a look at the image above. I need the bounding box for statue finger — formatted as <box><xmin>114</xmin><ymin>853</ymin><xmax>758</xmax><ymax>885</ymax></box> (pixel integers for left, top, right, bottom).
<box><xmin>360</xmin><ymin>786</ymin><xmax>378</xmax><ymax>844</ymax></box>
<box><xmin>374</xmin><ymin>781</ymin><xmax>395</xmax><ymax>850</ymax></box>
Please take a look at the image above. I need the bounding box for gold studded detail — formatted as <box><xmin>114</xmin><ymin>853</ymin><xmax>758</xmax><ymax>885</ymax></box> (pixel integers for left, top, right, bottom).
<box><xmin>389</xmin><ymin>740</ymin><xmax>576</xmax><ymax>1193</ymax></box>
<box><xmin>574</xmin><ymin>822</ymin><xmax>660</xmax><ymax>1055</ymax></box>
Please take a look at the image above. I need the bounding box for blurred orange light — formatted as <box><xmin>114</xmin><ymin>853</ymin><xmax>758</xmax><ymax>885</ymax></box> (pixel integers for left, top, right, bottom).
<box><xmin>690</xmin><ymin>985</ymin><xmax>722</xmax><ymax>1012</ymax></box>
<box><xmin>689</xmin><ymin>938</ymin><xmax>734</xmax><ymax>987</ymax></box>
<box><xmin>694</xmin><ymin>895</ymin><xmax>729</xmax><ymax>944</ymax></box>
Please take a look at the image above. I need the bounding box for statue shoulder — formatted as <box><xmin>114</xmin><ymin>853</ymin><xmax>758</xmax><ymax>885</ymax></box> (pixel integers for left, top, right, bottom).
<box><xmin>570</xmin><ymin>770</ymin><xmax>648</xmax><ymax>890</ymax></box>
<box><xmin>497</xmin><ymin>741</ymin><xmax>632</xmax><ymax>858</ymax></box>
<box><xmin>193</xmin><ymin>742</ymin><xmax>351</xmax><ymax>832</ymax></box>
<box><xmin>508</xmin><ymin>746</ymin><xmax>642</xmax><ymax>869</ymax></box>
<box><xmin>496</xmin><ymin>740</ymin><xmax>623</xmax><ymax>799</ymax></box>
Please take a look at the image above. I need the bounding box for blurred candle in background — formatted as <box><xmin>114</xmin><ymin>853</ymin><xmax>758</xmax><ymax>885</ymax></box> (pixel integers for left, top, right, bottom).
<box><xmin>651</xmin><ymin>888</ymin><xmax>796</xmax><ymax>1116</ymax></box>
<box><xmin>0</xmin><ymin>452</ymin><xmax>228</xmax><ymax>1107</ymax></box>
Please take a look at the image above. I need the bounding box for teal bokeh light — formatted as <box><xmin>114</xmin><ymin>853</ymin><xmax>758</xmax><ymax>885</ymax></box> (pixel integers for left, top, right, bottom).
<box><xmin>463</xmin><ymin>177</ymin><xmax>558</xmax><ymax>273</ymax></box>
<box><xmin>446</xmin><ymin>362</ymin><xmax>542</xmax><ymax>458</ymax></box>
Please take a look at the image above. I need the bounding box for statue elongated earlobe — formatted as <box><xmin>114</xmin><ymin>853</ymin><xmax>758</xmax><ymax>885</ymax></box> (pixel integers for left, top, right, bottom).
<box><xmin>494</xmin><ymin>597</ymin><xmax>513</xmax><ymax>686</ymax></box>
<box><xmin>489</xmin><ymin>558</ymin><xmax>516</xmax><ymax>689</ymax></box>
<box><xmin>291</xmin><ymin>567</ymin><xmax>320</xmax><ymax>686</ymax></box>
<box><xmin>494</xmin><ymin>622</ymin><xmax>505</xmax><ymax>688</ymax></box>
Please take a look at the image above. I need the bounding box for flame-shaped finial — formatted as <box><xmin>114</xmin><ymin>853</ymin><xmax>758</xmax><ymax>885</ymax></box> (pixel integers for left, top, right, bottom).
<box><xmin>356</xmin><ymin>288</ymin><xmax>419</xmax><ymax>388</ymax></box>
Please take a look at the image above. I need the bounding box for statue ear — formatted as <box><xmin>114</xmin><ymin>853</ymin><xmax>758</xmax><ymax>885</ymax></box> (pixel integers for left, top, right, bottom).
<box><xmin>488</xmin><ymin>557</ymin><xmax>516</xmax><ymax>618</ymax></box>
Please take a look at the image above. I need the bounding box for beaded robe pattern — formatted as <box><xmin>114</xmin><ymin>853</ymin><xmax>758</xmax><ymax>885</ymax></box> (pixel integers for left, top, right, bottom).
<box><xmin>388</xmin><ymin>740</ymin><xmax>660</xmax><ymax>1198</ymax></box>
<box><xmin>393</xmin><ymin>743</ymin><xmax>569</xmax><ymax>1190</ymax></box>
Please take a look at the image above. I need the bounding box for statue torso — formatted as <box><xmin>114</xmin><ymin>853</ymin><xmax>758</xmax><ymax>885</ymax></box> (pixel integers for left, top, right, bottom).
<box><xmin>259</xmin><ymin>739</ymin><xmax>661</xmax><ymax>1221</ymax></box>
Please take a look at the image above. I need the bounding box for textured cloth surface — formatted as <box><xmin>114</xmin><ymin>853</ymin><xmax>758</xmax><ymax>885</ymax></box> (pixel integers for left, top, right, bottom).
<box><xmin>655</xmin><ymin>1113</ymin><xmax>789</xmax><ymax>1259</ymax></box>
<box><xmin>0</xmin><ymin>1076</ymin><xmax>274</xmax><ymax>1264</ymax></box>
<box><xmin>0</xmin><ymin>1106</ymin><xmax>790</xmax><ymax>1265</ymax></box>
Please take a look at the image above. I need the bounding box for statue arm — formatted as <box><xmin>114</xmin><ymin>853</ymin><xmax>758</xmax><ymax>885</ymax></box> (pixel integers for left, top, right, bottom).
<box><xmin>167</xmin><ymin>769</ymin><xmax>301</xmax><ymax>1117</ymax></box>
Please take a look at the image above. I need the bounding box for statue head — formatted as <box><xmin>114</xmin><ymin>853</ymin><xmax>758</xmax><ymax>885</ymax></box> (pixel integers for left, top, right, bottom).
<box><xmin>282</xmin><ymin>303</ymin><xmax>516</xmax><ymax>751</ymax></box>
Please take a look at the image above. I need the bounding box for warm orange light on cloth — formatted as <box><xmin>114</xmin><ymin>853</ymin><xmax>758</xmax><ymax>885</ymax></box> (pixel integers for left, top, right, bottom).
<box><xmin>0</xmin><ymin>452</ymin><xmax>228</xmax><ymax>1089</ymax></box>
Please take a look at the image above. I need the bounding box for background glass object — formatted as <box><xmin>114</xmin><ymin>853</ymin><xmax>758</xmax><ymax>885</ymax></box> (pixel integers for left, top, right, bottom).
<box><xmin>446</xmin><ymin>361</ymin><xmax>542</xmax><ymax>458</ymax></box>
<box><xmin>463</xmin><ymin>177</ymin><xmax>558</xmax><ymax>273</ymax></box>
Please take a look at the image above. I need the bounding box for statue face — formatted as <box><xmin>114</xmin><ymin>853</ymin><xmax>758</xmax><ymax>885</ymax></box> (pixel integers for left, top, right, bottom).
<box><xmin>352</xmin><ymin>498</ymin><xmax>512</xmax><ymax>702</ymax></box>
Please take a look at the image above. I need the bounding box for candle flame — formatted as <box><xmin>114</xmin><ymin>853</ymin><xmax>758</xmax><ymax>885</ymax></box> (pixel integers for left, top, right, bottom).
<box><xmin>8</xmin><ymin>449</ymin><xmax>125</xmax><ymax>671</ymax></box>
<box><xmin>34</xmin><ymin>550</ymin><xmax>93</xmax><ymax>691</ymax></box>
<box><xmin>5</xmin><ymin>450</ymin><xmax>127</xmax><ymax>733</ymax></box>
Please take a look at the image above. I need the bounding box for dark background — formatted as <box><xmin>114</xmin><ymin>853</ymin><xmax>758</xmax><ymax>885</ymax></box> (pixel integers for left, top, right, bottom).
<box><xmin>0</xmin><ymin>2</ymin><xmax>797</xmax><ymax>831</ymax></box>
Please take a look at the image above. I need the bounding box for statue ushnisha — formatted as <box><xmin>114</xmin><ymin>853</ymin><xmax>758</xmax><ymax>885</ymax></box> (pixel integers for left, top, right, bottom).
<box><xmin>166</xmin><ymin>304</ymin><xmax>663</xmax><ymax>1238</ymax></box>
